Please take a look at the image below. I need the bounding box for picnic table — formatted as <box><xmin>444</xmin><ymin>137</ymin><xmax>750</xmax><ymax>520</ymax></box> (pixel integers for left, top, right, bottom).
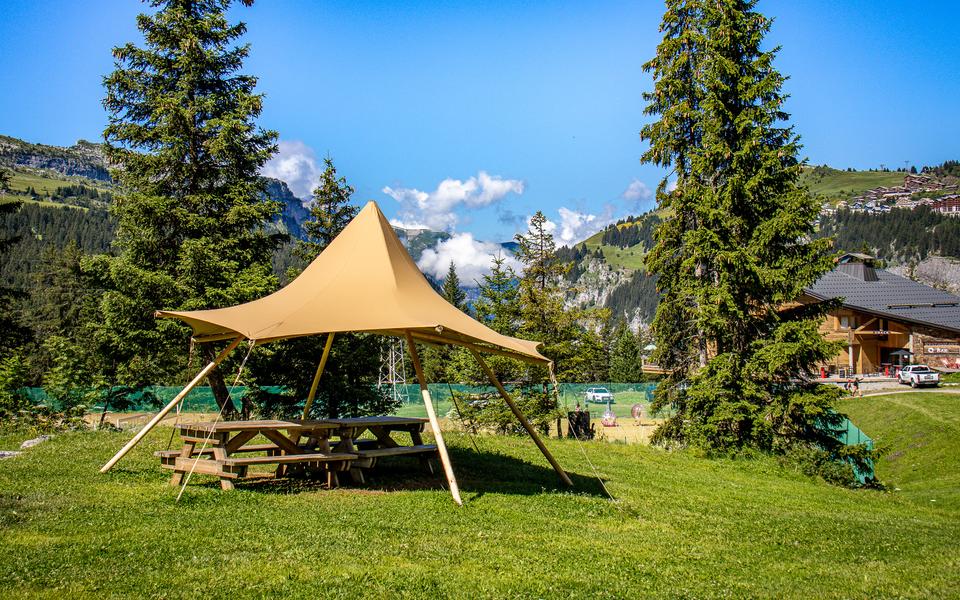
<box><xmin>155</xmin><ymin>416</ymin><xmax>437</xmax><ymax>490</ymax></box>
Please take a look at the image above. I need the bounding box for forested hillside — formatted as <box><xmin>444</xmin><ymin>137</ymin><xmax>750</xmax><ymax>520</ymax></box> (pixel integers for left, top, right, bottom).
<box><xmin>817</xmin><ymin>207</ymin><xmax>960</xmax><ymax>262</ymax></box>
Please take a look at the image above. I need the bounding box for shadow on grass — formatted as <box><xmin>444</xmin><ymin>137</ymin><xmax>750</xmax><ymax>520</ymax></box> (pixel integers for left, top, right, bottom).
<box><xmin>186</xmin><ymin>446</ymin><xmax>609</xmax><ymax>499</ymax></box>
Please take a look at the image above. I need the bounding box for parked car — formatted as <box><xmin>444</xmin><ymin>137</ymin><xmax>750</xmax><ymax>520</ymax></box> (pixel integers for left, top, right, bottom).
<box><xmin>585</xmin><ymin>387</ymin><xmax>614</xmax><ymax>404</ymax></box>
<box><xmin>897</xmin><ymin>365</ymin><xmax>940</xmax><ymax>388</ymax></box>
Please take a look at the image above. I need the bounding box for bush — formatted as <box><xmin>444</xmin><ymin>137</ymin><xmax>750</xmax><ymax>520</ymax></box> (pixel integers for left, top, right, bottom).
<box><xmin>0</xmin><ymin>352</ymin><xmax>88</xmax><ymax>435</ymax></box>
<box><xmin>780</xmin><ymin>443</ymin><xmax>883</xmax><ymax>488</ymax></box>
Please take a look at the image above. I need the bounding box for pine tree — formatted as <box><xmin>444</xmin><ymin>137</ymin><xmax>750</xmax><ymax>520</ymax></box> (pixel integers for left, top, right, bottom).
<box><xmin>87</xmin><ymin>0</ymin><xmax>283</xmax><ymax>418</ymax></box>
<box><xmin>0</xmin><ymin>184</ymin><xmax>28</xmax><ymax>354</ymax></box>
<box><xmin>643</xmin><ymin>0</ymin><xmax>856</xmax><ymax>460</ymax></box>
<box><xmin>474</xmin><ymin>253</ymin><xmax>521</xmax><ymax>336</ymax></box>
<box><xmin>609</xmin><ymin>323</ymin><xmax>642</xmax><ymax>383</ymax></box>
<box><xmin>442</xmin><ymin>261</ymin><xmax>468</xmax><ymax>312</ymax></box>
<box><xmin>469</xmin><ymin>253</ymin><xmax>523</xmax><ymax>383</ymax></box>
<box><xmin>514</xmin><ymin>211</ymin><xmax>608</xmax><ymax>382</ymax></box>
<box><xmin>295</xmin><ymin>157</ymin><xmax>358</xmax><ymax>263</ymax></box>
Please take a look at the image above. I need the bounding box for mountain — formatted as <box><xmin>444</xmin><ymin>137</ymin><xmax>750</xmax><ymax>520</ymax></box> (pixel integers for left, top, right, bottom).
<box><xmin>0</xmin><ymin>134</ymin><xmax>311</xmax><ymax>237</ymax></box>
<box><xmin>0</xmin><ymin>135</ymin><xmax>111</xmax><ymax>182</ymax></box>
<box><xmin>559</xmin><ymin>165</ymin><xmax>960</xmax><ymax>330</ymax></box>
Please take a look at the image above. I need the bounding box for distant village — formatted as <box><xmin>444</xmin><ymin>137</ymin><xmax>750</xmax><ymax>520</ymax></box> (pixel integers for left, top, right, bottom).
<box><xmin>820</xmin><ymin>173</ymin><xmax>960</xmax><ymax>217</ymax></box>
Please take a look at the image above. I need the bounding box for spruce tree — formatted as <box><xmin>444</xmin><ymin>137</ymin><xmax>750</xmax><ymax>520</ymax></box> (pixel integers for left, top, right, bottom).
<box><xmin>514</xmin><ymin>211</ymin><xmax>608</xmax><ymax>382</ymax></box>
<box><xmin>441</xmin><ymin>261</ymin><xmax>468</xmax><ymax>312</ymax></box>
<box><xmin>609</xmin><ymin>323</ymin><xmax>642</xmax><ymax>383</ymax></box>
<box><xmin>295</xmin><ymin>157</ymin><xmax>357</xmax><ymax>263</ymax></box>
<box><xmin>471</xmin><ymin>253</ymin><xmax>523</xmax><ymax>383</ymax></box>
<box><xmin>0</xmin><ymin>181</ymin><xmax>29</xmax><ymax>354</ymax></box>
<box><xmin>88</xmin><ymin>0</ymin><xmax>282</xmax><ymax>418</ymax></box>
<box><xmin>474</xmin><ymin>253</ymin><xmax>520</xmax><ymax>336</ymax></box>
<box><xmin>643</xmin><ymin>0</ymin><xmax>854</xmax><ymax>459</ymax></box>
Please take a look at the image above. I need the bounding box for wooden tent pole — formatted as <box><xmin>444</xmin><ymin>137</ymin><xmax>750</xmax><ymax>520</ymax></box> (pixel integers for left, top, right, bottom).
<box><xmin>302</xmin><ymin>333</ymin><xmax>335</xmax><ymax>419</ymax></box>
<box><xmin>405</xmin><ymin>332</ymin><xmax>463</xmax><ymax>506</ymax></box>
<box><xmin>100</xmin><ymin>336</ymin><xmax>244</xmax><ymax>473</ymax></box>
<box><xmin>470</xmin><ymin>349</ymin><xmax>573</xmax><ymax>487</ymax></box>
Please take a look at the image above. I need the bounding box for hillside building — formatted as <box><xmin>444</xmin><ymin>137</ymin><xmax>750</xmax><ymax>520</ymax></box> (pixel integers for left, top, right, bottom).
<box><xmin>801</xmin><ymin>254</ymin><xmax>960</xmax><ymax>375</ymax></box>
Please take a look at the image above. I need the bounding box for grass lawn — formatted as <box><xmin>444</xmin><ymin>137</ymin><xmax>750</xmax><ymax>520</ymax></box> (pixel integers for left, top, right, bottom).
<box><xmin>800</xmin><ymin>167</ymin><xmax>905</xmax><ymax>203</ymax></box>
<box><xmin>1</xmin><ymin>407</ymin><xmax>959</xmax><ymax>598</ymax></box>
<box><xmin>837</xmin><ymin>391</ymin><xmax>960</xmax><ymax>511</ymax></box>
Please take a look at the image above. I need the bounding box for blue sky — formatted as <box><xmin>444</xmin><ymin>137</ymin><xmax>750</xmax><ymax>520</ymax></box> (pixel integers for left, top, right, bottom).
<box><xmin>1</xmin><ymin>0</ymin><xmax>958</xmax><ymax>279</ymax></box>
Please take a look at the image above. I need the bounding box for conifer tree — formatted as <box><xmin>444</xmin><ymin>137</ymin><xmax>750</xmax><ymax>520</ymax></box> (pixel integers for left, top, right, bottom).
<box><xmin>0</xmin><ymin>182</ymin><xmax>28</xmax><ymax>354</ymax></box>
<box><xmin>643</xmin><ymin>0</ymin><xmax>855</xmax><ymax>459</ymax></box>
<box><xmin>87</xmin><ymin>0</ymin><xmax>282</xmax><ymax>418</ymax></box>
<box><xmin>295</xmin><ymin>157</ymin><xmax>357</xmax><ymax>263</ymax></box>
<box><xmin>609</xmin><ymin>323</ymin><xmax>642</xmax><ymax>383</ymax></box>
<box><xmin>474</xmin><ymin>253</ymin><xmax>521</xmax><ymax>336</ymax></box>
<box><xmin>514</xmin><ymin>211</ymin><xmax>608</xmax><ymax>382</ymax></box>
<box><xmin>441</xmin><ymin>261</ymin><xmax>468</xmax><ymax>312</ymax></box>
<box><xmin>470</xmin><ymin>253</ymin><xmax>522</xmax><ymax>383</ymax></box>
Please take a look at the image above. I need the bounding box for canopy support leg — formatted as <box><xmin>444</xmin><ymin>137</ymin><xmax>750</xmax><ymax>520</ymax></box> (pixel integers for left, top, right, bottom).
<box><xmin>406</xmin><ymin>332</ymin><xmax>463</xmax><ymax>506</ymax></box>
<box><xmin>100</xmin><ymin>336</ymin><xmax>244</xmax><ymax>473</ymax></box>
<box><xmin>470</xmin><ymin>349</ymin><xmax>573</xmax><ymax>487</ymax></box>
<box><xmin>302</xmin><ymin>333</ymin><xmax>335</xmax><ymax>419</ymax></box>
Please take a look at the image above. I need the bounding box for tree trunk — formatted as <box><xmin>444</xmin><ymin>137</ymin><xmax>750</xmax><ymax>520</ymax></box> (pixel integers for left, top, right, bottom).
<box><xmin>201</xmin><ymin>343</ymin><xmax>238</xmax><ymax>419</ymax></box>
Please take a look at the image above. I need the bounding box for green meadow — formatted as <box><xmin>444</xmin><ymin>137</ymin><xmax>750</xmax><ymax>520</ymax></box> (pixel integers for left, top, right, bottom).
<box><xmin>1</xmin><ymin>391</ymin><xmax>958</xmax><ymax>598</ymax></box>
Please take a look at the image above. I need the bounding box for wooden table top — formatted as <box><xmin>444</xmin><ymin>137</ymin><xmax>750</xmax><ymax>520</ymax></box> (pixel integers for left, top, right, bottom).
<box><xmin>324</xmin><ymin>416</ymin><xmax>428</xmax><ymax>426</ymax></box>
<box><xmin>178</xmin><ymin>419</ymin><xmax>340</xmax><ymax>433</ymax></box>
<box><xmin>178</xmin><ymin>416</ymin><xmax>428</xmax><ymax>433</ymax></box>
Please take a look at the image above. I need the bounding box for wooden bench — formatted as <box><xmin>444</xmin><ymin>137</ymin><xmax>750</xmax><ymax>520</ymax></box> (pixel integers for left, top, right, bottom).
<box><xmin>350</xmin><ymin>444</ymin><xmax>438</xmax><ymax>482</ymax></box>
<box><xmin>221</xmin><ymin>452</ymin><xmax>355</xmax><ymax>467</ymax></box>
<box><xmin>154</xmin><ymin>443</ymin><xmax>280</xmax><ymax>466</ymax></box>
<box><xmin>355</xmin><ymin>444</ymin><xmax>437</xmax><ymax>459</ymax></box>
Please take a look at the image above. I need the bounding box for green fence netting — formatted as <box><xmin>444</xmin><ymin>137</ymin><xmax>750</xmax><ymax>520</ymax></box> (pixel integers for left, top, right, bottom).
<box><xmin>21</xmin><ymin>381</ymin><xmax>872</xmax><ymax>478</ymax></box>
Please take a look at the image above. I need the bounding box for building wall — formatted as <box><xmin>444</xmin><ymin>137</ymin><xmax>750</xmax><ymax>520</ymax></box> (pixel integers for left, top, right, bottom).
<box><xmin>912</xmin><ymin>326</ymin><xmax>960</xmax><ymax>369</ymax></box>
<box><xmin>818</xmin><ymin>308</ymin><xmax>916</xmax><ymax>375</ymax></box>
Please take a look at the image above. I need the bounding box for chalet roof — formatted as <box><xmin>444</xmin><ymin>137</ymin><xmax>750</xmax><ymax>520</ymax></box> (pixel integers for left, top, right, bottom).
<box><xmin>804</xmin><ymin>266</ymin><xmax>960</xmax><ymax>335</ymax></box>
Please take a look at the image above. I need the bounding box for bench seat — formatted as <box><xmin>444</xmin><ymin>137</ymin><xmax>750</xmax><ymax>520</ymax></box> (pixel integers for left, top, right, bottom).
<box><xmin>355</xmin><ymin>444</ymin><xmax>437</xmax><ymax>458</ymax></box>
<box><xmin>221</xmin><ymin>452</ymin><xmax>356</xmax><ymax>466</ymax></box>
<box><xmin>154</xmin><ymin>443</ymin><xmax>280</xmax><ymax>460</ymax></box>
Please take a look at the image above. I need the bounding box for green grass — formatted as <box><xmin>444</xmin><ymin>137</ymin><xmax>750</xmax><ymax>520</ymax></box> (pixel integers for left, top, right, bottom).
<box><xmin>0</xmin><ymin>196</ymin><xmax>89</xmax><ymax>211</ymax></box>
<box><xmin>1</xmin><ymin>416</ymin><xmax>958</xmax><ymax>598</ymax></box>
<box><xmin>395</xmin><ymin>389</ymin><xmax>657</xmax><ymax>421</ymax></box>
<box><xmin>837</xmin><ymin>391</ymin><xmax>960</xmax><ymax>511</ymax></box>
<box><xmin>801</xmin><ymin>166</ymin><xmax>906</xmax><ymax>203</ymax></box>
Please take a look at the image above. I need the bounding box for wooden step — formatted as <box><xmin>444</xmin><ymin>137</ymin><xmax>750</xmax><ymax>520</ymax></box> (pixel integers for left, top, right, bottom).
<box><xmin>355</xmin><ymin>444</ymin><xmax>438</xmax><ymax>458</ymax></box>
<box><xmin>221</xmin><ymin>452</ymin><xmax>356</xmax><ymax>466</ymax></box>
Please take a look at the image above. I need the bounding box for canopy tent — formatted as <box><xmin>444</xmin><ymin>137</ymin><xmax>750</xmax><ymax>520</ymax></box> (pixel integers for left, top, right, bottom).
<box><xmin>100</xmin><ymin>201</ymin><xmax>571</xmax><ymax>503</ymax></box>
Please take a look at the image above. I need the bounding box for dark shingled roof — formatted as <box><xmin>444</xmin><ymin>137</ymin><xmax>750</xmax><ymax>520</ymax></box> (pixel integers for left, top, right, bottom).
<box><xmin>805</xmin><ymin>267</ymin><xmax>960</xmax><ymax>335</ymax></box>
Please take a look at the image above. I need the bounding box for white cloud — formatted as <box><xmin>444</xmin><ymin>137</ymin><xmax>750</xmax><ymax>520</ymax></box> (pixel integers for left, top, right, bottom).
<box><xmin>383</xmin><ymin>171</ymin><xmax>524</xmax><ymax>232</ymax></box>
<box><xmin>621</xmin><ymin>179</ymin><xmax>653</xmax><ymax>204</ymax></box>
<box><xmin>666</xmin><ymin>178</ymin><xmax>678</xmax><ymax>193</ymax></box>
<box><xmin>417</xmin><ymin>233</ymin><xmax>522</xmax><ymax>283</ymax></box>
<box><xmin>533</xmin><ymin>206</ymin><xmax>616</xmax><ymax>247</ymax></box>
<box><xmin>261</xmin><ymin>140</ymin><xmax>322</xmax><ymax>199</ymax></box>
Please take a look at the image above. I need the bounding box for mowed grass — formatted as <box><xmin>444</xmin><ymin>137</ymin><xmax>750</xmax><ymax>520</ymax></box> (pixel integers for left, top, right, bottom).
<box><xmin>837</xmin><ymin>391</ymin><xmax>960</xmax><ymax>511</ymax></box>
<box><xmin>1</xmin><ymin>417</ymin><xmax>959</xmax><ymax>599</ymax></box>
<box><xmin>800</xmin><ymin>167</ymin><xmax>905</xmax><ymax>201</ymax></box>
<box><xmin>5</xmin><ymin>170</ymin><xmax>110</xmax><ymax>196</ymax></box>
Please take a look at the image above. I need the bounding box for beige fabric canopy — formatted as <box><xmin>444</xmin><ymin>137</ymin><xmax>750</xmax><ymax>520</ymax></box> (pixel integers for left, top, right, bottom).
<box><xmin>158</xmin><ymin>201</ymin><xmax>548</xmax><ymax>364</ymax></box>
